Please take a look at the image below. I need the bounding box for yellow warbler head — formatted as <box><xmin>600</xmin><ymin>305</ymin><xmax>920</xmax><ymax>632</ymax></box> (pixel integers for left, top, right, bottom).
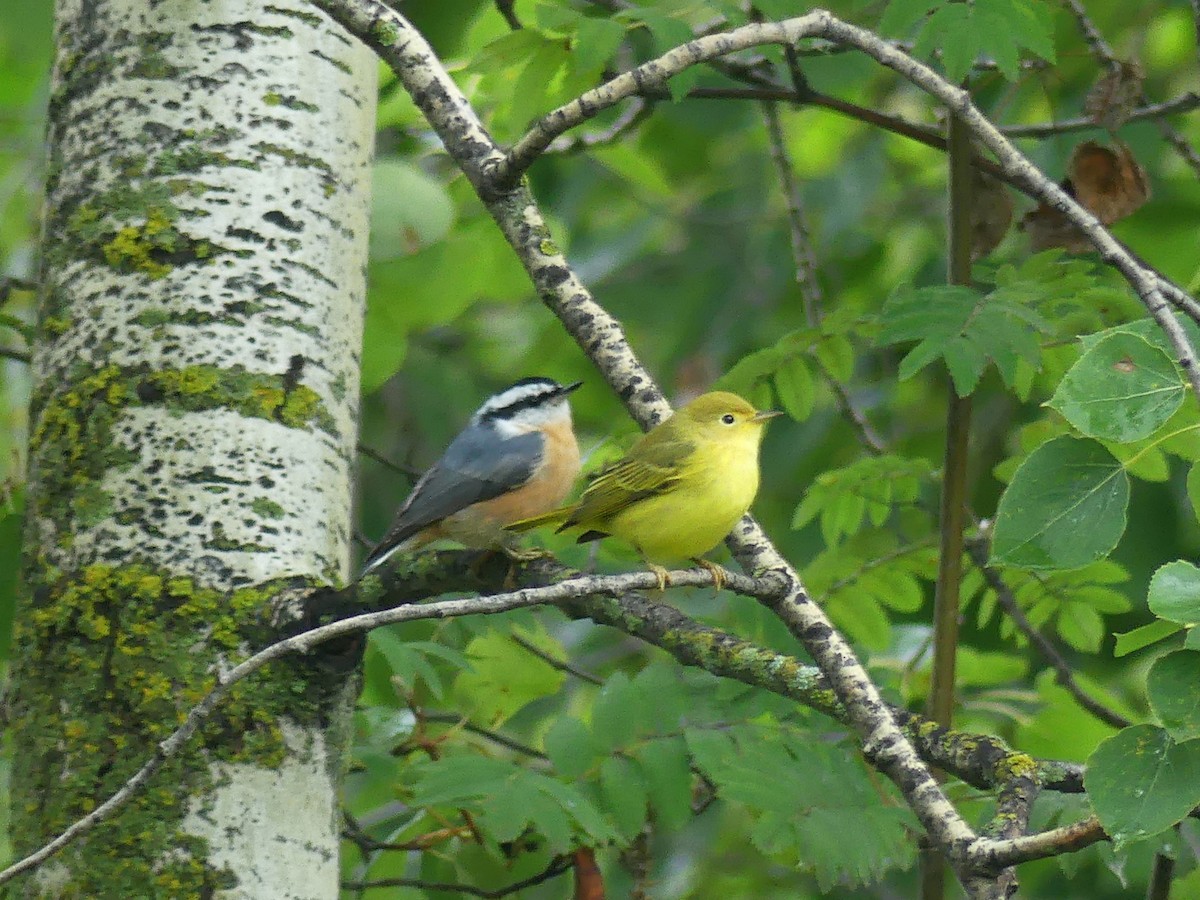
<box><xmin>676</xmin><ymin>391</ymin><xmax>783</xmax><ymax>443</ymax></box>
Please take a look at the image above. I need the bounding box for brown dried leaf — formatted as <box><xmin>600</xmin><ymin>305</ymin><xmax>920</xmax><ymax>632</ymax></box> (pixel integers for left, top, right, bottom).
<box><xmin>971</xmin><ymin>168</ymin><xmax>1014</xmax><ymax>261</ymax></box>
<box><xmin>1069</xmin><ymin>140</ymin><xmax>1149</xmax><ymax>223</ymax></box>
<box><xmin>1021</xmin><ymin>193</ymin><xmax>1093</xmax><ymax>254</ymax></box>
<box><xmin>1020</xmin><ymin>141</ymin><xmax>1150</xmax><ymax>253</ymax></box>
<box><xmin>1085</xmin><ymin>60</ymin><xmax>1145</xmax><ymax>130</ymax></box>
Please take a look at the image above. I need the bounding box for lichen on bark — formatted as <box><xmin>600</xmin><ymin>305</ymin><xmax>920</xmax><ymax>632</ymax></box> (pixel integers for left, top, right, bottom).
<box><xmin>12</xmin><ymin>0</ymin><xmax>376</xmax><ymax>894</ymax></box>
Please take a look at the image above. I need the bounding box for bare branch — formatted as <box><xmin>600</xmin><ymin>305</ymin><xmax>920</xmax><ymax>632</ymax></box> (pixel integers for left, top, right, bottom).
<box><xmin>966</xmin><ymin>540</ymin><xmax>1131</xmax><ymax>730</ymax></box>
<box><xmin>546</xmin><ymin>98</ymin><xmax>653</xmax><ymax>155</ymax></box>
<box><xmin>511</xmin><ymin>632</ymin><xmax>603</xmax><ymax>685</ymax></box>
<box><xmin>760</xmin><ymin>101</ymin><xmax>822</xmax><ymax>326</ymax></box>
<box><xmin>342</xmin><ymin>854</ymin><xmax>572</xmax><ymax>897</ymax></box>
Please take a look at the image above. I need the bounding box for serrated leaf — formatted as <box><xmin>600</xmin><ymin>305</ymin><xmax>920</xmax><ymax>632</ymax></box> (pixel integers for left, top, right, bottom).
<box><xmin>1113</xmin><ymin>619</ymin><xmax>1184</xmax><ymax>657</ymax></box>
<box><xmin>544</xmin><ymin>716</ymin><xmax>598</xmax><ymax>778</ymax></box>
<box><xmin>990</xmin><ymin>437</ymin><xmax>1129</xmax><ymax>570</ymax></box>
<box><xmin>636</xmin><ymin>736</ymin><xmax>693</xmax><ymax>830</ymax></box>
<box><xmin>599</xmin><ymin>755</ymin><xmax>648</xmax><ymax>841</ymax></box>
<box><xmin>1148</xmin><ymin>651</ymin><xmax>1200</xmax><ymax>742</ymax></box>
<box><xmin>879</xmin><ymin>0</ymin><xmax>936</xmax><ymax>37</ymax></box>
<box><xmin>1148</xmin><ymin>561</ymin><xmax>1200</xmax><ymax>624</ymax></box>
<box><xmin>592</xmin><ymin>670</ymin><xmax>638</xmax><ymax>751</ymax></box>
<box><xmin>573</xmin><ymin>17</ymin><xmax>627</xmax><ymax>81</ymax></box>
<box><xmin>453</xmin><ymin>627</ymin><xmax>566</xmax><ymax>725</ymax></box>
<box><xmin>938</xmin><ymin>6</ymin><xmax>978</xmax><ymax>82</ymax></box>
<box><xmin>1048</xmin><ymin>333</ymin><xmax>1183</xmax><ymax>443</ymax></box>
<box><xmin>1085</xmin><ymin>724</ymin><xmax>1200</xmax><ymax>847</ymax></box>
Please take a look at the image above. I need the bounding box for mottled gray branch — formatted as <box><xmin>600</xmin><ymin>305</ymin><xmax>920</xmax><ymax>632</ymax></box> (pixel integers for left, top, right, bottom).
<box><xmin>967</xmin><ymin>815</ymin><xmax>1106</xmax><ymax>868</ymax></box>
<box><xmin>497</xmin><ymin>16</ymin><xmax>828</xmax><ymax>185</ymax></box>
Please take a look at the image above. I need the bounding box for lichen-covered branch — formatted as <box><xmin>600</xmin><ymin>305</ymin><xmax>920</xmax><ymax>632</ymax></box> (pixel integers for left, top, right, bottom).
<box><xmin>0</xmin><ymin>563</ymin><xmax>771</xmax><ymax>886</ymax></box>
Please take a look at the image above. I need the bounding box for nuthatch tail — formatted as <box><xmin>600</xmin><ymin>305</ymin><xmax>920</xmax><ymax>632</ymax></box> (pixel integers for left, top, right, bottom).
<box><xmin>360</xmin><ymin>377</ymin><xmax>583</xmax><ymax>576</ymax></box>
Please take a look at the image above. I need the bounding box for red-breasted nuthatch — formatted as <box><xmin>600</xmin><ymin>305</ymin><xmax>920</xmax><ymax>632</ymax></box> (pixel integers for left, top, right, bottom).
<box><xmin>360</xmin><ymin>377</ymin><xmax>583</xmax><ymax>576</ymax></box>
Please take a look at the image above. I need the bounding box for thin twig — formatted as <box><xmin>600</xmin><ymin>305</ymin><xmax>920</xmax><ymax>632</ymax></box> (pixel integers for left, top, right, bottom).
<box><xmin>511</xmin><ymin>632</ymin><xmax>603</xmax><ymax>685</ymax></box>
<box><xmin>357</xmin><ymin>442</ymin><xmax>420</xmax><ymax>479</ymax></box>
<box><xmin>547</xmin><ymin>98</ymin><xmax>653</xmax><ymax>155</ymax></box>
<box><xmin>1059</xmin><ymin>0</ymin><xmax>1200</xmax><ymax>178</ymax></box>
<box><xmin>760</xmin><ymin>101</ymin><xmax>822</xmax><ymax>326</ymax></box>
<box><xmin>494</xmin><ymin>0</ymin><xmax>521</xmax><ymax>30</ymax></box>
<box><xmin>418</xmin><ymin>710</ymin><xmax>551</xmax><ymax>759</ymax></box>
<box><xmin>0</xmin><ymin>346</ymin><xmax>31</xmax><ymax>364</ymax></box>
<box><xmin>966</xmin><ymin>541</ymin><xmax>1131</xmax><ymax>730</ymax></box>
<box><xmin>342</xmin><ymin>855</ymin><xmax>572</xmax><ymax>897</ymax></box>
<box><xmin>999</xmin><ymin>92</ymin><xmax>1200</xmax><ymax>137</ymax></box>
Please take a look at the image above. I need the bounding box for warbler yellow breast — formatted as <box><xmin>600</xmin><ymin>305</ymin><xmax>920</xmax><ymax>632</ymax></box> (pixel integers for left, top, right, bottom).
<box><xmin>509</xmin><ymin>391</ymin><xmax>781</xmax><ymax>571</ymax></box>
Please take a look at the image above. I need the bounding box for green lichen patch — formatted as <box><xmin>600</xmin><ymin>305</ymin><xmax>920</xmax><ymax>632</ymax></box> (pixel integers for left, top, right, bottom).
<box><xmin>129</xmin><ymin>31</ymin><xmax>180</xmax><ymax>80</ymax></box>
<box><xmin>149</xmin><ymin>146</ymin><xmax>259</xmax><ymax>177</ymax></box>
<box><xmin>263</xmin><ymin>92</ymin><xmax>320</xmax><ymax>113</ymax></box>
<box><xmin>29</xmin><ymin>363</ymin><xmax>336</xmax><ymax>532</ymax></box>
<box><xmin>251</xmin><ymin>498</ymin><xmax>286</xmax><ymax>519</ymax></box>
<box><xmin>142</xmin><ymin>364</ymin><xmax>336</xmax><ymax>433</ymax></box>
<box><xmin>54</xmin><ymin>180</ymin><xmax>221</xmax><ymax>280</ymax></box>
<box><xmin>8</xmin><ymin>563</ymin><xmax>338</xmax><ymax>894</ymax></box>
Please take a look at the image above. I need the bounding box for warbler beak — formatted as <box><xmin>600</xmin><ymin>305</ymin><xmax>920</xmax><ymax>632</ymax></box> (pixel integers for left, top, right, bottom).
<box><xmin>560</xmin><ymin>380</ymin><xmax>584</xmax><ymax>396</ymax></box>
<box><xmin>752</xmin><ymin>409</ymin><xmax>785</xmax><ymax>423</ymax></box>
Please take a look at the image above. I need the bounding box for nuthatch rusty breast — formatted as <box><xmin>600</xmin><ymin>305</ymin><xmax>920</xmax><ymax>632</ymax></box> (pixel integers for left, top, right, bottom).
<box><xmin>360</xmin><ymin>377</ymin><xmax>583</xmax><ymax>576</ymax></box>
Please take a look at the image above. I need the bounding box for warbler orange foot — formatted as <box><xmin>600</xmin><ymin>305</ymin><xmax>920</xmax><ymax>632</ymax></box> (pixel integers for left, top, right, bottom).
<box><xmin>501</xmin><ymin>544</ymin><xmax>554</xmax><ymax>563</ymax></box>
<box><xmin>691</xmin><ymin>557</ymin><xmax>729</xmax><ymax>590</ymax></box>
<box><xmin>647</xmin><ymin>562</ymin><xmax>672</xmax><ymax>592</ymax></box>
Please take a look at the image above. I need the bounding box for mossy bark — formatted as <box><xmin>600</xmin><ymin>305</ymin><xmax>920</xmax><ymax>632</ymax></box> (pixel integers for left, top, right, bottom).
<box><xmin>11</xmin><ymin>1</ymin><xmax>375</xmax><ymax>895</ymax></box>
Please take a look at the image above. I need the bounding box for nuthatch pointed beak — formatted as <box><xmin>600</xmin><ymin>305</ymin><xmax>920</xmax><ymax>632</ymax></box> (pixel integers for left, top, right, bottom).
<box><xmin>560</xmin><ymin>380</ymin><xmax>584</xmax><ymax>396</ymax></box>
<box><xmin>752</xmin><ymin>409</ymin><xmax>784</xmax><ymax>423</ymax></box>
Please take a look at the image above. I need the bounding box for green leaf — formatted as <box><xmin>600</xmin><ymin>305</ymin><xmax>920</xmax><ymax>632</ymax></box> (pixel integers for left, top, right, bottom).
<box><xmin>1148</xmin><ymin>561</ymin><xmax>1200</xmax><ymax>624</ymax></box>
<box><xmin>879</xmin><ymin>0</ymin><xmax>936</xmax><ymax>36</ymax></box>
<box><xmin>572</xmin><ymin>18</ymin><xmax>627</xmax><ymax>81</ymax></box>
<box><xmin>773</xmin><ymin>356</ymin><xmax>814</xmax><ymax>421</ymax></box>
<box><xmin>544</xmin><ymin>716</ymin><xmax>598</xmax><ymax>778</ymax></box>
<box><xmin>592</xmin><ymin>670</ymin><xmax>638</xmax><ymax>751</ymax></box>
<box><xmin>1148</xmin><ymin>651</ymin><xmax>1200</xmax><ymax>742</ymax></box>
<box><xmin>937</xmin><ymin>5</ymin><xmax>978</xmax><ymax>83</ymax></box>
<box><xmin>452</xmin><ymin>626</ymin><xmax>566</xmax><ymax>724</ymax></box>
<box><xmin>1048</xmin><ymin>333</ymin><xmax>1184</xmax><ymax>443</ymax></box>
<box><xmin>636</xmin><ymin>736</ymin><xmax>693</xmax><ymax>830</ymax></box>
<box><xmin>1114</xmin><ymin>620</ymin><xmax>1185</xmax><ymax>657</ymax></box>
<box><xmin>599</xmin><ymin>755</ymin><xmax>649</xmax><ymax>841</ymax></box>
<box><xmin>990</xmin><ymin>437</ymin><xmax>1129</xmax><ymax>570</ymax></box>
<box><xmin>878</xmin><ymin>283</ymin><xmax>1044</xmax><ymax>395</ymax></box>
<box><xmin>1085</xmin><ymin>724</ymin><xmax>1200</xmax><ymax>847</ymax></box>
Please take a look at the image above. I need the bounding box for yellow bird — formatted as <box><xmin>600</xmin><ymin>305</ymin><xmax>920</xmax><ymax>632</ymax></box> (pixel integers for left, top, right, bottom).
<box><xmin>508</xmin><ymin>391</ymin><xmax>781</xmax><ymax>589</ymax></box>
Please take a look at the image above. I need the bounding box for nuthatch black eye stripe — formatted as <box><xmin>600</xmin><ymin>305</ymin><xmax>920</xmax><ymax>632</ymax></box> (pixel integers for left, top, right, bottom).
<box><xmin>477</xmin><ymin>378</ymin><xmax>583</xmax><ymax>424</ymax></box>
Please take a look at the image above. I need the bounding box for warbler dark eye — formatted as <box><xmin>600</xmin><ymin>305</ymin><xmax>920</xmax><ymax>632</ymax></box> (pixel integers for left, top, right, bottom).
<box><xmin>721</xmin><ymin>414</ymin><xmax>735</xmax><ymax>425</ymax></box>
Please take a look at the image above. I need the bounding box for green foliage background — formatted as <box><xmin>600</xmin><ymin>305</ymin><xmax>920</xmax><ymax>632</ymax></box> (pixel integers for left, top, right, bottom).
<box><xmin>6</xmin><ymin>0</ymin><xmax>1200</xmax><ymax>896</ymax></box>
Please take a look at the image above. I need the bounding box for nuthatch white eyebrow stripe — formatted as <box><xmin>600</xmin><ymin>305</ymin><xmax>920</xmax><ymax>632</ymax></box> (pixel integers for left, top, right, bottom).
<box><xmin>359</xmin><ymin>377</ymin><xmax>583</xmax><ymax>576</ymax></box>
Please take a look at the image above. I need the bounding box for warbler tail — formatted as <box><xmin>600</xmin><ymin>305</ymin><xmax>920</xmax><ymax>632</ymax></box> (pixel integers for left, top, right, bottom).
<box><xmin>505</xmin><ymin>506</ymin><xmax>572</xmax><ymax>533</ymax></box>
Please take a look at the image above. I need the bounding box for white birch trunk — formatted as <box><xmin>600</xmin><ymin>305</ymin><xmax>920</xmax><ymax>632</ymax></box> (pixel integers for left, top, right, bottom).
<box><xmin>12</xmin><ymin>1</ymin><xmax>375</xmax><ymax>895</ymax></box>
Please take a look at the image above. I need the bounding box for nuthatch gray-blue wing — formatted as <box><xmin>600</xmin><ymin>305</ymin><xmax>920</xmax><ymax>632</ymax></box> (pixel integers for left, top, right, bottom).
<box><xmin>360</xmin><ymin>377</ymin><xmax>583</xmax><ymax>576</ymax></box>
